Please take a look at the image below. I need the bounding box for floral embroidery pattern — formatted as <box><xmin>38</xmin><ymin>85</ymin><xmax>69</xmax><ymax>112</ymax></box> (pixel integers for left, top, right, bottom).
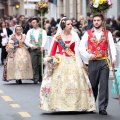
<box><xmin>88</xmin><ymin>28</ymin><xmax>108</xmax><ymax>59</ymax></box>
<box><xmin>41</xmin><ymin>86</ymin><xmax>51</xmax><ymax>98</ymax></box>
<box><xmin>40</xmin><ymin>54</ymin><xmax>96</xmax><ymax>111</ymax></box>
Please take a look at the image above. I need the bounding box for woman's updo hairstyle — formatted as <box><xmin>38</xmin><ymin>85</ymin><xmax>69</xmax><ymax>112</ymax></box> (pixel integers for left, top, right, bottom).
<box><xmin>60</xmin><ymin>17</ymin><xmax>71</xmax><ymax>30</ymax></box>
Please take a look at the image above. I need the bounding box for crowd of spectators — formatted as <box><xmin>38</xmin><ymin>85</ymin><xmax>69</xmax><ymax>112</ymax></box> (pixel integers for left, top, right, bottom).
<box><xmin>0</xmin><ymin>12</ymin><xmax>120</xmax><ymax>43</ymax></box>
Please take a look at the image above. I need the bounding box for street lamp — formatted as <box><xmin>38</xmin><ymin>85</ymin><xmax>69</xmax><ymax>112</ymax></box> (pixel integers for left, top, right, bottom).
<box><xmin>15</xmin><ymin>3</ymin><xmax>20</xmax><ymax>9</ymax></box>
<box><xmin>15</xmin><ymin>1</ymin><xmax>20</xmax><ymax>17</ymax></box>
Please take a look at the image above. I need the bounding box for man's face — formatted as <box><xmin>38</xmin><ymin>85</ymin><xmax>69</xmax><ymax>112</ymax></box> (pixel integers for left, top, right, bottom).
<box><xmin>31</xmin><ymin>20</ymin><xmax>39</xmax><ymax>28</ymax></box>
<box><xmin>93</xmin><ymin>16</ymin><xmax>103</xmax><ymax>29</ymax></box>
<box><xmin>20</xmin><ymin>16</ymin><xmax>25</xmax><ymax>21</ymax></box>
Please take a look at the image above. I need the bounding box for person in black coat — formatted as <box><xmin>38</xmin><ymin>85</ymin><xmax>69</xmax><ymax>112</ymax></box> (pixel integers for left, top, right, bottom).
<box><xmin>23</xmin><ymin>18</ymin><xmax>33</xmax><ymax>34</ymax></box>
<box><xmin>0</xmin><ymin>21</ymin><xmax>12</xmax><ymax>64</ymax></box>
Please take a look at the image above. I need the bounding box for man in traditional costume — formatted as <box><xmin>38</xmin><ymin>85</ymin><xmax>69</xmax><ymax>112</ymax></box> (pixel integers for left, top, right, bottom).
<box><xmin>25</xmin><ymin>17</ymin><xmax>47</xmax><ymax>84</ymax></box>
<box><xmin>79</xmin><ymin>13</ymin><xmax>116</xmax><ymax>115</ymax></box>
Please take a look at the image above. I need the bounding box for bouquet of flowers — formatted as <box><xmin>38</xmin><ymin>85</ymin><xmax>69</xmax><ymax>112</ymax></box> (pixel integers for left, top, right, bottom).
<box><xmin>44</xmin><ymin>55</ymin><xmax>61</xmax><ymax>77</ymax></box>
<box><xmin>89</xmin><ymin>0</ymin><xmax>112</xmax><ymax>13</ymax></box>
<box><xmin>35</xmin><ymin>1</ymin><xmax>49</xmax><ymax>15</ymax></box>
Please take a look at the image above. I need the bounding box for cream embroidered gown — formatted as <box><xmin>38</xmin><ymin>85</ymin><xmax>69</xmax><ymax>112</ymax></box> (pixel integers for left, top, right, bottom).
<box><xmin>3</xmin><ymin>34</ymin><xmax>33</xmax><ymax>81</ymax></box>
<box><xmin>39</xmin><ymin>32</ymin><xmax>96</xmax><ymax>111</ymax></box>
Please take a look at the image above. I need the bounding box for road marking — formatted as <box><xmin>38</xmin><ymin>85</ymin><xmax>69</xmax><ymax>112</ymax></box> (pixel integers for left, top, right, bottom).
<box><xmin>10</xmin><ymin>104</ymin><xmax>20</xmax><ymax>108</ymax></box>
<box><xmin>1</xmin><ymin>96</ymin><xmax>13</xmax><ymax>101</ymax></box>
<box><xmin>0</xmin><ymin>90</ymin><xmax>4</xmax><ymax>93</ymax></box>
<box><xmin>18</xmin><ymin>112</ymin><xmax>31</xmax><ymax>117</ymax></box>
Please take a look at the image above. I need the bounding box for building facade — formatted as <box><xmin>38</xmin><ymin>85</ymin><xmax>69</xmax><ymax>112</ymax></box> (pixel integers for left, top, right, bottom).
<box><xmin>56</xmin><ymin>0</ymin><xmax>120</xmax><ymax>20</ymax></box>
<box><xmin>8</xmin><ymin>0</ymin><xmax>25</xmax><ymax>16</ymax></box>
<box><xmin>0</xmin><ymin>0</ymin><xmax>120</xmax><ymax>20</ymax></box>
<box><xmin>0</xmin><ymin>0</ymin><xmax>8</xmax><ymax>17</ymax></box>
<box><xmin>57</xmin><ymin>0</ymin><xmax>82</xmax><ymax>19</ymax></box>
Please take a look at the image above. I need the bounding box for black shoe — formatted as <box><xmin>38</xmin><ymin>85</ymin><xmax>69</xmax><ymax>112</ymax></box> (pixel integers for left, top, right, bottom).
<box><xmin>16</xmin><ymin>80</ymin><xmax>22</xmax><ymax>84</ymax></box>
<box><xmin>99</xmin><ymin>110</ymin><xmax>107</xmax><ymax>115</ymax></box>
<box><xmin>34</xmin><ymin>79</ymin><xmax>39</xmax><ymax>84</ymax></box>
<box><xmin>18</xmin><ymin>80</ymin><xmax>22</xmax><ymax>84</ymax></box>
<box><xmin>16</xmin><ymin>80</ymin><xmax>19</xmax><ymax>84</ymax></box>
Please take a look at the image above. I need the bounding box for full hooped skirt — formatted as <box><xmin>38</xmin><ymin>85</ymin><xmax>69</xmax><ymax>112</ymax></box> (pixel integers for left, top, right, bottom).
<box><xmin>40</xmin><ymin>55</ymin><xmax>96</xmax><ymax>111</ymax></box>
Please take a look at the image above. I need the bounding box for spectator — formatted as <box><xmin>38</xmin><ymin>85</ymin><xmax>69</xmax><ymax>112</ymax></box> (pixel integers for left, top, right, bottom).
<box><xmin>111</xmin><ymin>19</ymin><xmax>119</xmax><ymax>33</ymax></box>
<box><xmin>72</xmin><ymin>19</ymin><xmax>82</xmax><ymax>39</ymax></box>
<box><xmin>60</xmin><ymin>14</ymin><xmax>65</xmax><ymax>19</ymax></box>
<box><xmin>85</xmin><ymin>12</ymin><xmax>93</xmax><ymax>30</ymax></box>
<box><xmin>50</xmin><ymin>17</ymin><xmax>57</xmax><ymax>27</ymax></box>
<box><xmin>115</xmin><ymin>31</ymin><xmax>120</xmax><ymax>43</ymax></box>
<box><xmin>56</xmin><ymin>18</ymin><xmax>60</xmax><ymax>27</ymax></box>
<box><xmin>44</xmin><ymin>19</ymin><xmax>51</xmax><ymax>36</ymax></box>
<box><xmin>116</xmin><ymin>15</ymin><xmax>120</xmax><ymax>31</ymax></box>
<box><xmin>23</xmin><ymin>17</ymin><xmax>33</xmax><ymax>34</ymax></box>
<box><xmin>0</xmin><ymin>21</ymin><xmax>12</xmax><ymax>64</ymax></box>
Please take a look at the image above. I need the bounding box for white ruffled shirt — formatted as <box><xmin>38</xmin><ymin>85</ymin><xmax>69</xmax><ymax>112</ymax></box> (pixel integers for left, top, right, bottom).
<box><xmin>1</xmin><ymin>28</ymin><xmax>9</xmax><ymax>46</ymax></box>
<box><xmin>25</xmin><ymin>28</ymin><xmax>47</xmax><ymax>48</ymax></box>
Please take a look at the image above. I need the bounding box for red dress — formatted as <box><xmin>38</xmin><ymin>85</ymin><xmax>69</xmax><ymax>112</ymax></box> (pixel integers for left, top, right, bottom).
<box><xmin>50</xmin><ymin>40</ymin><xmax>75</xmax><ymax>57</ymax></box>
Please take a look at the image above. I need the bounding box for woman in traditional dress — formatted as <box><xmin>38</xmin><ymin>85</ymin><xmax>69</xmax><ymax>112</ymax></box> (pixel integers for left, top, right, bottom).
<box><xmin>39</xmin><ymin>17</ymin><xmax>96</xmax><ymax>111</ymax></box>
<box><xmin>3</xmin><ymin>25</ymin><xmax>33</xmax><ymax>84</ymax></box>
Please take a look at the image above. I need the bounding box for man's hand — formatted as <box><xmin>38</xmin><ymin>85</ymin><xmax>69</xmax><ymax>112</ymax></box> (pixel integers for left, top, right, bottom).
<box><xmin>41</xmin><ymin>47</ymin><xmax>44</xmax><ymax>52</ymax></box>
<box><xmin>90</xmin><ymin>54</ymin><xmax>96</xmax><ymax>60</ymax></box>
<box><xmin>111</xmin><ymin>61</ymin><xmax>116</xmax><ymax>68</ymax></box>
<box><xmin>32</xmin><ymin>46</ymin><xmax>38</xmax><ymax>49</ymax></box>
<box><xmin>3</xmin><ymin>35</ymin><xmax>6</xmax><ymax>38</ymax></box>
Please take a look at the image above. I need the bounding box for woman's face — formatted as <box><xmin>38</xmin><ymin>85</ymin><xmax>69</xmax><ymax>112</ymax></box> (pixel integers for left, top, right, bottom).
<box><xmin>64</xmin><ymin>20</ymin><xmax>72</xmax><ymax>32</ymax></box>
<box><xmin>15</xmin><ymin>26</ymin><xmax>22</xmax><ymax>35</ymax></box>
<box><xmin>72</xmin><ymin>20</ymin><xmax>77</xmax><ymax>26</ymax></box>
<box><xmin>2</xmin><ymin>22</ymin><xmax>6</xmax><ymax>28</ymax></box>
<box><xmin>80</xmin><ymin>20</ymin><xmax>84</xmax><ymax>25</ymax></box>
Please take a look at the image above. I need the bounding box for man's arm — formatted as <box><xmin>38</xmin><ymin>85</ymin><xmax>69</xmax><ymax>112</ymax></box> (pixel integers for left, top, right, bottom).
<box><xmin>24</xmin><ymin>30</ymin><xmax>34</xmax><ymax>48</ymax></box>
<box><xmin>41</xmin><ymin>30</ymin><xmax>47</xmax><ymax>48</ymax></box>
<box><xmin>108</xmin><ymin>31</ymin><xmax>117</xmax><ymax>66</ymax></box>
<box><xmin>41</xmin><ymin>29</ymin><xmax>47</xmax><ymax>52</ymax></box>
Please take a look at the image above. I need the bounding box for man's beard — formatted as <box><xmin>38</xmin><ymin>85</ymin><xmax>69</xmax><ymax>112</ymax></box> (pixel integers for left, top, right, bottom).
<box><xmin>94</xmin><ymin>24</ymin><xmax>102</xmax><ymax>29</ymax></box>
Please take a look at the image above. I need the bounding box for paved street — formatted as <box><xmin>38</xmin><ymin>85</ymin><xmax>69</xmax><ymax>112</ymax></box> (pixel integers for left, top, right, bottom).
<box><xmin>0</xmin><ymin>64</ymin><xmax>120</xmax><ymax>120</ymax></box>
